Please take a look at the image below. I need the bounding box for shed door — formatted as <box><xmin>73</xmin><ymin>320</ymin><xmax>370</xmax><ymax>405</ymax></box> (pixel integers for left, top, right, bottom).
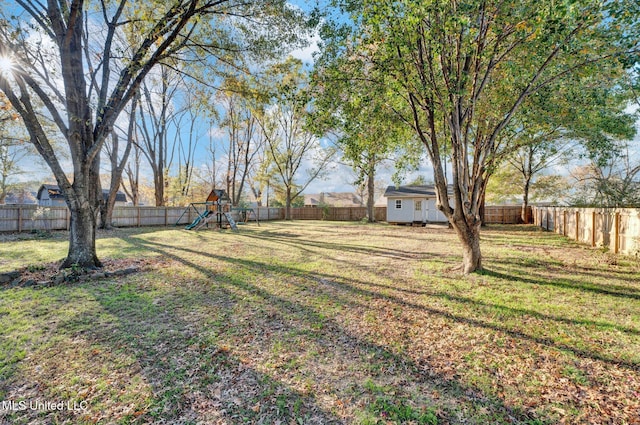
<box><xmin>414</xmin><ymin>200</ymin><xmax>423</xmax><ymax>221</ymax></box>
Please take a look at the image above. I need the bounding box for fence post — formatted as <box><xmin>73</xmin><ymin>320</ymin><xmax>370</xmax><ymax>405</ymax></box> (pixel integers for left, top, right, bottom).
<box><xmin>546</xmin><ymin>207</ymin><xmax>549</xmax><ymax>230</ymax></box>
<box><xmin>539</xmin><ymin>208</ymin><xmax>542</xmax><ymax>227</ymax></box>
<box><xmin>591</xmin><ymin>211</ymin><xmax>596</xmax><ymax>247</ymax></box>
<box><xmin>575</xmin><ymin>211</ymin><xmax>579</xmax><ymax>242</ymax></box>
<box><xmin>137</xmin><ymin>207</ymin><xmax>141</xmax><ymax>227</ymax></box>
<box><xmin>563</xmin><ymin>210</ymin><xmax>567</xmax><ymax>236</ymax></box>
<box><xmin>18</xmin><ymin>206</ymin><xmax>22</xmax><ymax>232</ymax></box>
<box><xmin>164</xmin><ymin>207</ymin><xmax>168</xmax><ymax>226</ymax></box>
<box><xmin>613</xmin><ymin>212</ymin><xmax>620</xmax><ymax>254</ymax></box>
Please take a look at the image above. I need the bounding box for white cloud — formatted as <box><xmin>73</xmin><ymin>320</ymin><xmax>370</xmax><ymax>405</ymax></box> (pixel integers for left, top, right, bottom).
<box><xmin>289</xmin><ymin>30</ymin><xmax>321</xmax><ymax>65</ymax></box>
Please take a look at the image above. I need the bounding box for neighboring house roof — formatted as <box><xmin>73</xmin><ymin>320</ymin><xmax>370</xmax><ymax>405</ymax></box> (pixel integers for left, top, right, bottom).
<box><xmin>374</xmin><ymin>195</ymin><xmax>388</xmax><ymax>207</ymax></box>
<box><xmin>383</xmin><ymin>185</ymin><xmax>453</xmax><ymax>198</ymax></box>
<box><xmin>304</xmin><ymin>192</ymin><xmax>363</xmax><ymax>207</ymax></box>
<box><xmin>103</xmin><ymin>189</ymin><xmax>127</xmax><ymax>203</ymax></box>
<box><xmin>37</xmin><ymin>184</ymin><xmax>127</xmax><ymax>203</ymax></box>
<box><xmin>3</xmin><ymin>191</ymin><xmax>37</xmax><ymax>204</ymax></box>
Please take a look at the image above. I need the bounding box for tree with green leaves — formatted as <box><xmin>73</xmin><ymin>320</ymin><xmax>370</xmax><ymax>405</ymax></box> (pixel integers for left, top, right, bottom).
<box><xmin>312</xmin><ymin>62</ymin><xmax>414</xmax><ymax>222</ymax></box>
<box><xmin>319</xmin><ymin>0</ymin><xmax>639</xmax><ymax>272</ymax></box>
<box><xmin>0</xmin><ymin>0</ymin><xmax>312</xmax><ymax>269</ymax></box>
<box><xmin>257</xmin><ymin>58</ymin><xmax>336</xmax><ymax>220</ymax></box>
<box><xmin>491</xmin><ymin>78</ymin><xmax>635</xmax><ymax>220</ymax></box>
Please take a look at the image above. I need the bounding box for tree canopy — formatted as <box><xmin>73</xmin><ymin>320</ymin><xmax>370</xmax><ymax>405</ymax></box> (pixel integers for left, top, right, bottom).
<box><xmin>317</xmin><ymin>0</ymin><xmax>640</xmax><ymax>272</ymax></box>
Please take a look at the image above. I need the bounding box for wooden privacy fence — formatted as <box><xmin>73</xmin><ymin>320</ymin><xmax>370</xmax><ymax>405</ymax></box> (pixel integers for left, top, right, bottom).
<box><xmin>484</xmin><ymin>206</ymin><xmax>528</xmax><ymax>224</ymax></box>
<box><xmin>0</xmin><ymin>205</ymin><xmax>70</xmax><ymax>232</ymax></box>
<box><xmin>289</xmin><ymin>206</ymin><xmax>387</xmax><ymax>222</ymax></box>
<box><xmin>531</xmin><ymin>206</ymin><xmax>640</xmax><ymax>255</ymax></box>
<box><xmin>0</xmin><ymin>205</ymin><xmax>374</xmax><ymax>232</ymax></box>
<box><xmin>1</xmin><ymin>204</ymin><xmax>528</xmax><ymax>232</ymax></box>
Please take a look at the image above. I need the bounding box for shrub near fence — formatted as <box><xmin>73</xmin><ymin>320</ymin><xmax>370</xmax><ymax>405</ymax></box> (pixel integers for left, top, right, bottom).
<box><xmin>532</xmin><ymin>206</ymin><xmax>640</xmax><ymax>255</ymax></box>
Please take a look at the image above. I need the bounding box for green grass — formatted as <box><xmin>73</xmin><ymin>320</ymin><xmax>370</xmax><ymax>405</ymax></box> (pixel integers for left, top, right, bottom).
<box><xmin>0</xmin><ymin>221</ymin><xmax>639</xmax><ymax>424</ymax></box>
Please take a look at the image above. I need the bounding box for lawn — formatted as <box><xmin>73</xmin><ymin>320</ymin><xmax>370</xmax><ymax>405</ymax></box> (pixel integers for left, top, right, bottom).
<box><xmin>0</xmin><ymin>221</ymin><xmax>639</xmax><ymax>424</ymax></box>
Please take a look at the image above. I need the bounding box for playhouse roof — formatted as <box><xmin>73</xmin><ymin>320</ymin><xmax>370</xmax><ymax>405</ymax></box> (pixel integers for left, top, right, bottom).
<box><xmin>206</xmin><ymin>189</ymin><xmax>230</xmax><ymax>202</ymax></box>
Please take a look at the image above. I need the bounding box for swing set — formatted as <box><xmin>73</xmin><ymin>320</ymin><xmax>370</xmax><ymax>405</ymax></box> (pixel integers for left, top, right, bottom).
<box><xmin>177</xmin><ymin>189</ymin><xmax>259</xmax><ymax>231</ymax></box>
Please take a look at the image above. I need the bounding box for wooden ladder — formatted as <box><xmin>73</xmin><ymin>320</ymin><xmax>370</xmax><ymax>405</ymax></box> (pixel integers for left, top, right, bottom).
<box><xmin>223</xmin><ymin>212</ymin><xmax>239</xmax><ymax>231</ymax></box>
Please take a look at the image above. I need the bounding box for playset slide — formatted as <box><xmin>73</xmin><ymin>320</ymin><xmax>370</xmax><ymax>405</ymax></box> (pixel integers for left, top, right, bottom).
<box><xmin>185</xmin><ymin>210</ymin><xmax>211</xmax><ymax>230</ymax></box>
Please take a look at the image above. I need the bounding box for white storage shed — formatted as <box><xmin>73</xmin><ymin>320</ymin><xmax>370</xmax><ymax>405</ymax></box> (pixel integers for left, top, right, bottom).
<box><xmin>384</xmin><ymin>185</ymin><xmax>452</xmax><ymax>224</ymax></box>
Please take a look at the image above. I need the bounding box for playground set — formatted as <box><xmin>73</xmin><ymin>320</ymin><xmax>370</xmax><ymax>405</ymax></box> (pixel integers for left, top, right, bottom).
<box><xmin>177</xmin><ymin>189</ymin><xmax>259</xmax><ymax>231</ymax></box>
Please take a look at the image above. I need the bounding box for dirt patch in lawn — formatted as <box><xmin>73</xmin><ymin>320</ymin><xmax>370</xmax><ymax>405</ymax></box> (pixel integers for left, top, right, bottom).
<box><xmin>0</xmin><ymin>257</ymin><xmax>158</xmax><ymax>288</ymax></box>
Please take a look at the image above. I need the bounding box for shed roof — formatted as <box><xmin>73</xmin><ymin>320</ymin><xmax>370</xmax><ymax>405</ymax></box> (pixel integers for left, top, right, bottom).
<box><xmin>383</xmin><ymin>185</ymin><xmax>453</xmax><ymax>198</ymax></box>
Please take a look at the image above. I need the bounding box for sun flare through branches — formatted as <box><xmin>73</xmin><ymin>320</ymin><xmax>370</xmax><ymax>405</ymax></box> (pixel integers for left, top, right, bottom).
<box><xmin>0</xmin><ymin>56</ymin><xmax>14</xmax><ymax>75</ymax></box>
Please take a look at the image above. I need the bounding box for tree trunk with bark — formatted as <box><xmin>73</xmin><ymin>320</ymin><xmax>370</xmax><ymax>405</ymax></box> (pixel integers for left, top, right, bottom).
<box><xmin>63</xmin><ymin>201</ymin><xmax>101</xmax><ymax>269</ymax></box>
<box><xmin>522</xmin><ymin>179</ymin><xmax>531</xmax><ymax>224</ymax></box>
<box><xmin>452</xmin><ymin>217</ymin><xmax>482</xmax><ymax>273</ymax></box>
<box><xmin>100</xmin><ymin>107</ymin><xmax>135</xmax><ymax>229</ymax></box>
<box><xmin>285</xmin><ymin>186</ymin><xmax>292</xmax><ymax>220</ymax></box>
<box><xmin>366</xmin><ymin>163</ymin><xmax>375</xmax><ymax>222</ymax></box>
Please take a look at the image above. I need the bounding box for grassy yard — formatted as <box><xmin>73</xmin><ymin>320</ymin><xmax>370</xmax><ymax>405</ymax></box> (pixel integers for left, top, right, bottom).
<box><xmin>0</xmin><ymin>221</ymin><xmax>639</xmax><ymax>424</ymax></box>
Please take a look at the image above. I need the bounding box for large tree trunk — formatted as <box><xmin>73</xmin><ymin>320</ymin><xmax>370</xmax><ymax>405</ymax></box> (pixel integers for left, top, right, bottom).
<box><xmin>451</xmin><ymin>217</ymin><xmax>482</xmax><ymax>274</ymax></box>
<box><xmin>61</xmin><ymin>160</ymin><xmax>102</xmax><ymax>269</ymax></box>
<box><xmin>285</xmin><ymin>186</ymin><xmax>292</xmax><ymax>220</ymax></box>
<box><xmin>366</xmin><ymin>167</ymin><xmax>375</xmax><ymax>222</ymax></box>
<box><xmin>522</xmin><ymin>177</ymin><xmax>531</xmax><ymax>223</ymax></box>
<box><xmin>62</xmin><ymin>202</ymin><xmax>101</xmax><ymax>269</ymax></box>
<box><xmin>154</xmin><ymin>169</ymin><xmax>165</xmax><ymax>206</ymax></box>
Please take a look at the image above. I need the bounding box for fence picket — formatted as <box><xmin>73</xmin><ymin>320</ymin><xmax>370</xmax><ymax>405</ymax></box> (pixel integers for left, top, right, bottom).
<box><xmin>532</xmin><ymin>206</ymin><xmax>639</xmax><ymax>255</ymax></box>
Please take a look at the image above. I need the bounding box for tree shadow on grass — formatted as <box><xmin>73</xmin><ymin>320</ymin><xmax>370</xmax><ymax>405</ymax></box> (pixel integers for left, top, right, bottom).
<box><xmin>354</xmin><ymin>278</ymin><xmax>640</xmax><ymax>338</ymax></box>
<box><xmin>481</xmin><ymin>266</ymin><xmax>640</xmax><ymax>301</ymax></box>
<box><xmin>134</xmin><ymin>237</ymin><xmax>640</xmax><ymax>371</ymax></box>
<box><xmin>115</xmin><ymin>237</ymin><xmax>552</xmax><ymax>424</ymax></box>
<box><xmin>125</xmin><ymin>237</ymin><xmax>592</xmax><ymax>423</ymax></box>
<box><xmin>240</xmin><ymin>230</ymin><xmax>452</xmax><ymax>262</ymax></box>
<box><xmin>0</xmin><ymin>283</ymin><xmax>346</xmax><ymax>424</ymax></box>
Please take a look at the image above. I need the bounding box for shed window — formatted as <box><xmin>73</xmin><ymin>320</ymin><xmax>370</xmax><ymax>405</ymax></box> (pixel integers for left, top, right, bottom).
<box><xmin>395</xmin><ymin>200</ymin><xmax>402</xmax><ymax>209</ymax></box>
